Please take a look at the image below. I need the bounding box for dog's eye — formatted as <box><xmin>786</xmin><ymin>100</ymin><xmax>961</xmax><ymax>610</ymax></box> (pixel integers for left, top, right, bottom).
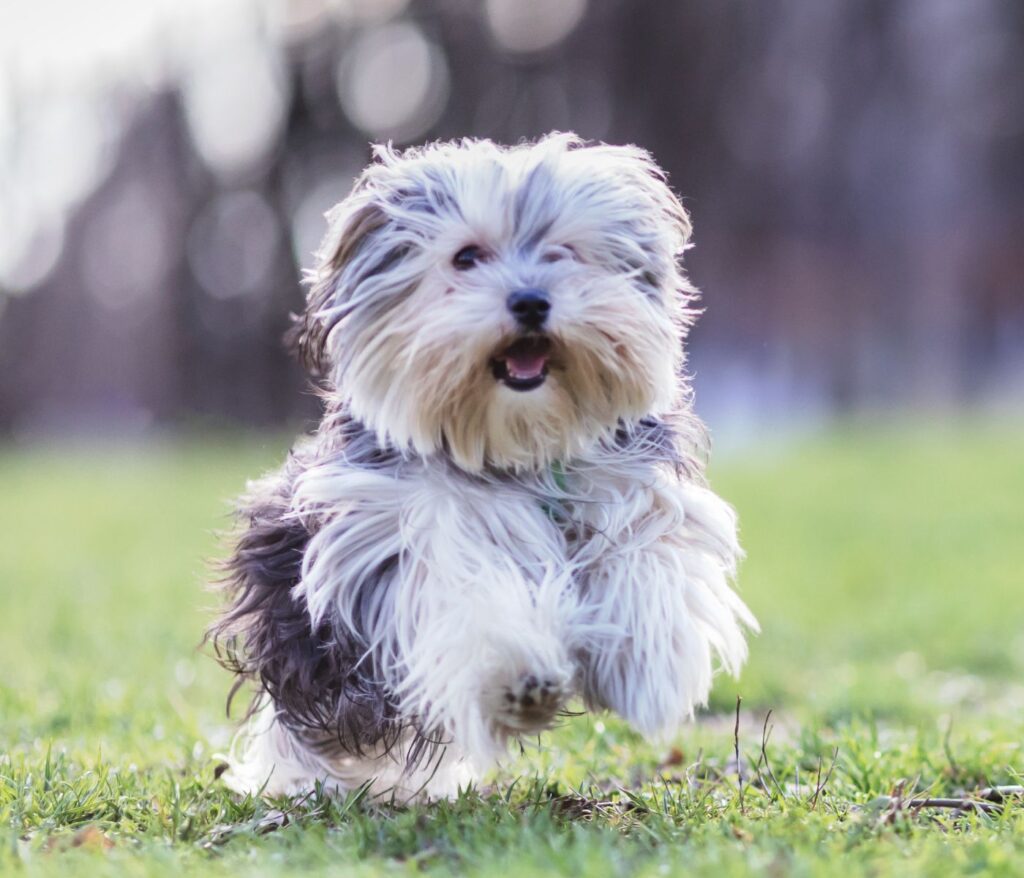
<box><xmin>453</xmin><ymin>245</ymin><xmax>484</xmax><ymax>270</ymax></box>
<box><xmin>541</xmin><ymin>245</ymin><xmax>576</xmax><ymax>264</ymax></box>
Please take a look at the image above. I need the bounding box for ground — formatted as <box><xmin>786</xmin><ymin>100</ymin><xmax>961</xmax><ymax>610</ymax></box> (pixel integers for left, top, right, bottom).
<box><xmin>1</xmin><ymin>421</ymin><xmax>1023</xmax><ymax>876</ymax></box>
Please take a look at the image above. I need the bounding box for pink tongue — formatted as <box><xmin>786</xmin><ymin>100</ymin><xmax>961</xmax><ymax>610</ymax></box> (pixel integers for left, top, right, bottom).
<box><xmin>506</xmin><ymin>352</ymin><xmax>547</xmax><ymax>379</ymax></box>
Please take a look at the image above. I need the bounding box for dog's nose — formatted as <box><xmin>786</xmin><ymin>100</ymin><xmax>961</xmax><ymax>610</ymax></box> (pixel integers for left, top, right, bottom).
<box><xmin>506</xmin><ymin>288</ymin><xmax>551</xmax><ymax>330</ymax></box>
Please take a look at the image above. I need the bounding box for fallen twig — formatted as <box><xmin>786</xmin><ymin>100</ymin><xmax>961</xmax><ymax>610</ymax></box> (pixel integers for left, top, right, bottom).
<box><xmin>867</xmin><ymin>784</ymin><xmax>1024</xmax><ymax>821</ymax></box>
<box><xmin>910</xmin><ymin>785</ymin><xmax>1024</xmax><ymax>815</ymax></box>
<box><xmin>976</xmin><ymin>785</ymin><xmax>1024</xmax><ymax>803</ymax></box>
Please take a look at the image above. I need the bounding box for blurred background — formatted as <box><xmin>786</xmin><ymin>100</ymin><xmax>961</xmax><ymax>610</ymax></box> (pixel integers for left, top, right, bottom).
<box><xmin>2</xmin><ymin>0</ymin><xmax>1022</xmax><ymax>443</ymax></box>
<box><xmin>2</xmin><ymin>4</ymin><xmax>1024</xmax><ymax>822</ymax></box>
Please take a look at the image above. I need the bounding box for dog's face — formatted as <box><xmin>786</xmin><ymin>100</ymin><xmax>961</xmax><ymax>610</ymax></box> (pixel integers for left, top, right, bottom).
<box><xmin>296</xmin><ymin>133</ymin><xmax>696</xmax><ymax>471</ymax></box>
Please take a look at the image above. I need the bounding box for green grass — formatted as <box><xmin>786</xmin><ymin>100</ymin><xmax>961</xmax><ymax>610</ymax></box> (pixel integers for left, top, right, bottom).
<box><xmin>2</xmin><ymin>423</ymin><xmax>1023</xmax><ymax>876</ymax></box>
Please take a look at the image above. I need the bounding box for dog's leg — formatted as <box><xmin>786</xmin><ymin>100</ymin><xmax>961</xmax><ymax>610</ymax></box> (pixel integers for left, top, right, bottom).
<box><xmin>223</xmin><ymin>700</ymin><xmax>476</xmax><ymax>802</ymax></box>
<box><xmin>212</xmin><ymin>455</ymin><xmax>462</xmax><ymax>801</ymax></box>
<box><xmin>294</xmin><ymin>463</ymin><xmax>578</xmax><ymax>775</ymax></box>
<box><xmin>570</xmin><ymin>468</ymin><xmax>755</xmax><ymax>738</ymax></box>
<box><xmin>387</xmin><ymin>473</ymin><xmax>579</xmax><ymax>765</ymax></box>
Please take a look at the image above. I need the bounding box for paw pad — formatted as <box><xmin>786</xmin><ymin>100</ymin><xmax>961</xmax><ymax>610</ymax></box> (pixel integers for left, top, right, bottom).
<box><xmin>498</xmin><ymin>672</ymin><xmax>568</xmax><ymax>730</ymax></box>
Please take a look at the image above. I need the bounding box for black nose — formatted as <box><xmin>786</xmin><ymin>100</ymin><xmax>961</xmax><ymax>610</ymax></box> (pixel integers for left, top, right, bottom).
<box><xmin>506</xmin><ymin>288</ymin><xmax>551</xmax><ymax>329</ymax></box>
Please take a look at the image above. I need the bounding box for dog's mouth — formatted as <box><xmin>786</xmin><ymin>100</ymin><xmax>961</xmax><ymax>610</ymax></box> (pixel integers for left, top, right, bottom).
<box><xmin>491</xmin><ymin>336</ymin><xmax>552</xmax><ymax>392</ymax></box>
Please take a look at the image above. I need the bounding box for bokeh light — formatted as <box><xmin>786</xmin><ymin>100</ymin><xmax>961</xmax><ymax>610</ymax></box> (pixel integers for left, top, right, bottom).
<box><xmin>336</xmin><ymin>22</ymin><xmax>450</xmax><ymax>142</ymax></box>
<box><xmin>0</xmin><ymin>219</ymin><xmax>65</xmax><ymax>295</ymax></box>
<box><xmin>181</xmin><ymin>34</ymin><xmax>289</xmax><ymax>179</ymax></box>
<box><xmin>82</xmin><ymin>180</ymin><xmax>173</xmax><ymax>311</ymax></box>
<box><xmin>0</xmin><ymin>0</ymin><xmax>1021</xmax><ymax>436</ymax></box>
<box><xmin>484</xmin><ymin>0</ymin><xmax>587</xmax><ymax>54</ymax></box>
<box><xmin>187</xmin><ymin>190</ymin><xmax>282</xmax><ymax>300</ymax></box>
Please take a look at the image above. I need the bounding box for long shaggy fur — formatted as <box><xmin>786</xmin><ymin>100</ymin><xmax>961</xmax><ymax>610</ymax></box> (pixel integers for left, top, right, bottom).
<box><xmin>208</xmin><ymin>133</ymin><xmax>757</xmax><ymax>801</ymax></box>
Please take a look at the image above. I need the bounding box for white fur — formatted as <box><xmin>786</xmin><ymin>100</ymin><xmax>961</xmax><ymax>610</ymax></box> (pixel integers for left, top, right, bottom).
<box><xmin>222</xmin><ymin>134</ymin><xmax>757</xmax><ymax>802</ymax></box>
<box><xmin>224</xmin><ymin>701</ymin><xmax>474</xmax><ymax>801</ymax></box>
<box><xmin>309</xmin><ymin>134</ymin><xmax>690</xmax><ymax>472</ymax></box>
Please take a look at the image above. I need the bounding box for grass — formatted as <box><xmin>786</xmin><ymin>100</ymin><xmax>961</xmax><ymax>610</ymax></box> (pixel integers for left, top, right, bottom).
<box><xmin>1</xmin><ymin>422</ymin><xmax>1023</xmax><ymax>875</ymax></box>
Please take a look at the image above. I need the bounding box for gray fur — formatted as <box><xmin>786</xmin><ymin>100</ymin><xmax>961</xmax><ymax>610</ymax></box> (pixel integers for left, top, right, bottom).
<box><xmin>208</xmin><ymin>415</ymin><xmax>440</xmax><ymax>766</ymax></box>
<box><xmin>207</xmin><ymin>135</ymin><xmax>753</xmax><ymax>800</ymax></box>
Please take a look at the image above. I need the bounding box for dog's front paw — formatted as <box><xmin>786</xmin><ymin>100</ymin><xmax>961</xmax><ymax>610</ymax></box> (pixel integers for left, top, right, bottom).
<box><xmin>494</xmin><ymin>670</ymin><xmax>571</xmax><ymax>733</ymax></box>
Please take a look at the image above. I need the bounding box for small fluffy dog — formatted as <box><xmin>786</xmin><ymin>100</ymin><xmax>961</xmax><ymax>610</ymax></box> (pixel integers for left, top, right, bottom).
<box><xmin>210</xmin><ymin>133</ymin><xmax>756</xmax><ymax>801</ymax></box>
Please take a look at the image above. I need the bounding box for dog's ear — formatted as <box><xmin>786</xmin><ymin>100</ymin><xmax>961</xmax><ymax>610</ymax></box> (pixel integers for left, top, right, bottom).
<box><xmin>597</xmin><ymin>143</ymin><xmax>692</xmax><ymax>247</ymax></box>
<box><xmin>583</xmin><ymin>142</ymin><xmax>693</xmax><ymax>300</ymax></box>
<box><xmin>287</xmin><ymin>189</ymin><xmax>390</xmax><ymax>378</ymax></box>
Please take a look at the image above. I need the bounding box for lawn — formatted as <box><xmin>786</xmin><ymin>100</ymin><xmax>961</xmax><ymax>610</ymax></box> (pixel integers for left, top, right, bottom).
<box><xmin>2</xmin><ymin>422</ymin><xmax>1023</xmax><ymax>876</ymax></box>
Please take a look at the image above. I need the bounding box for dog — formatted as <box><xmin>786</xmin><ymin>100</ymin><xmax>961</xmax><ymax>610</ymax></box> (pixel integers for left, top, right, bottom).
<box><xmin>209</xmin><ymin>132</ymin><xmax>756</xmax><ymax>801</ymax></box>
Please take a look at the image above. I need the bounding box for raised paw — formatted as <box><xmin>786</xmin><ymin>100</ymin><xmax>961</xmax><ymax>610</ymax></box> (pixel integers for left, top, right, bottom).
<box><xmin>496</xmin><ymin>671</ymin><xmax>570</xmax><ymax>732</ymax></box>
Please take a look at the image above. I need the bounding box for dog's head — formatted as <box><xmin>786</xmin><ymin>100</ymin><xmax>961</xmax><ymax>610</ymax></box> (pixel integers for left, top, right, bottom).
<box><xmin>294</xmin><ymin>133</ymin><xmax>696</xmax><ymax>471</ymax></box>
